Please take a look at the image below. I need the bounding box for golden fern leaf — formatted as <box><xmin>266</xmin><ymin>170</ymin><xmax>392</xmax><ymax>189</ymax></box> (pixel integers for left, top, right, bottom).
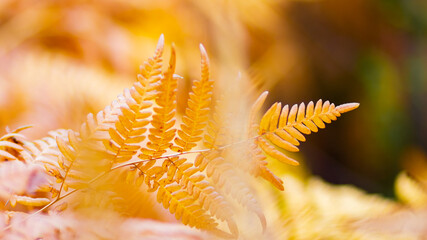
<box><xmin>145</xmin><ymin>44</ymin><xmax>178</xmax><ymax>159</ymax></box>
<box><xmin>78</xmin><ymin>35</ymin><xmax>164</xmax><ymax>144</ymax></box>
<box><xmin>250</xmin><ymin>91</ymin><xmax>359</xmax><ymax>190</ymax></box>
<box><xmin>160</xmin><ymin>157</ymin><xmax>238</xmax><ymax>236</ymax></box>
<box><xmin>104</xmin><ymin>36</ymin><xmax>168</xmax><ymax>188</ymax></box>
<box><xmin>3</xmin><ymin>40</ymin><xmax>362</xmax><ymax>238</ymax></box>
<box><xmin>135</xmin><ymin>44</ymin><xmax>178</xmax><ymax>176</ymax></box>
<box><xmin>154</xmin><ymin>179</ymin><xmax>234</xmax><ymax>239</ymax></box>
<box><xmin>258</xmin><ymin>99</ymin><xmax>359</xmax><ymax>164</ymax></box>
<box><xmin>173</xmin><ymin>44</ymin><xmax>214</xmax><ymax>153</ymax></box>
<box><xmin>250</xmin><ymin>141</ymin><xmax>284</xmax><ymax>191</ymax></box>
<box><xmin>55</xmin><ymin>36</ymin><xmax>164</xmax><ymax>197</ymax></box>
<box><xmin>105</xmin><ymin>57</ymin><xmax>156</xmax><ymax>164</ymax></box>
<box><xmin>123</xmin><ymin>43</ymin><xmax>177</xmax><ymax>187</ymax></box>
<box><xmin>195</xmin><ymin>150</ymin><xmax>266</xmax><ymax>231</ymax></box>
<box><xmin>193</xmin><ymin>98</ymin><xmax>267</xmax><ymax>232</ymax></box>
<box><xmin>133</xmin><ymin>44</ymin><xmax>240</xmax><ymax>236</ymax></box>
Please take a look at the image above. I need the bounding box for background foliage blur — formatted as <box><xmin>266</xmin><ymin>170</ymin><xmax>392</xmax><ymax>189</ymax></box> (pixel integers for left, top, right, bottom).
<box><xmin>0</xmin><ymin>0</ymin><xmax>426</xmax><ymax>199</ymax></box>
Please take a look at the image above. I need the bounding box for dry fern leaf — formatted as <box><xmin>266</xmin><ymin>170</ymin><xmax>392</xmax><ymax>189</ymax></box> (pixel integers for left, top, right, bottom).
<box><xmin>195</xmin><ymin>150</ymin><xmax>266</xmax><ymax>231</ymax></box>
<box><xmin>111</xmin><ymin>36</ymin><xmax>167</xmax><ymax>186</ymax></box>
<box><xmin>258</xmin><ymin>99</ymin><xmax>359</xmax><ymax>164</ymax></box>
<box><xmin>106</xmin><ymin>53</ymin><xmax>158</xmax><ymax>163</ymax></box>
<box><xmin>250</xmin><ymin>92</ymin><xmax>359</xmax><ymax>190</ymax></box>
<box><xmin>195</xmin><ymin>100</ymin><xmax>266</xmax><ymax>232</ymax></box>
<box><xmin>82</xmin><ymin>33</ymin><xmax>163</xmax><ymax>144</ymax></box>
<box><xmin>173</xmin><ymin>44</ymin><xmax>214</xmax><ymax>153</ymax></box>
<box><xmin>161</xmin><ymin>156</ymin><xmax>238</xmax><ymax>236</ymax></box>
<box><xmin>136</xmin><ymin>151</ymin><xmax>238</xmax><ymax>237</ymax></box>
<box><xmin>154</xmin><ymin>179</ymin><xmax>233</xmax><ymax>239</ymax></box>
<box><xmin>58</xmin><ymin>36</ymin><xmax>165</xmax><ymax>194</ymax></box>
<box><xmin>138</xmin><ymin>45</ymin><xmax>241</xmax><ymax>236</ymax></box>
<box><xmin>136</xmin><ymin>44</ymin><xmax>178</xmax><ymax>179</ymax></box>
<box><xmin>145</xmin><ymin>44</ymin><xmax>178</xmax><ymax>159</ymax></box>
<box><xmin>125</xmin><ymin>42</ymin><xmax>178</xmax><ymax>186</ymax></box>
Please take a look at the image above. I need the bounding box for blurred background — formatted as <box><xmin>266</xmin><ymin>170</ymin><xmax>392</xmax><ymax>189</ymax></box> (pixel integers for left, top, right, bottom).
<box><xmin>0</xmin><ymin>0</ymin><xmax>426</xmax><ymax>198</ymax></box>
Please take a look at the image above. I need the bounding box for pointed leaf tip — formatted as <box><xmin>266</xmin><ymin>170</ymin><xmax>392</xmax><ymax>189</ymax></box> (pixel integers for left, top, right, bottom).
<box><xmin>199</xmin><ymin>43</ymin><xmax>206</xmax><ymax>54</ymax></box>
<box><xmin>155</xmin><ymin>34</ymin><xmax>165</xmax><ymax>53</ymax></box>
<box><xmin>158</xmin><ymin>34</ymin><xmax>164</xmax><ymax>45</ymax></box>
<box><xmin>260</xmin><ymin>91</ymin><xmax>269</xmax><ymax>99</ymax></box>
<box><xmin>336</xmin><ymin>102</ymin><xmax>360</xmax><ymax>113</ymax></box>
<box><xmin>199</xmin><ymin>44</ymin><xmax>209</xmax><ymax>63</ymax></box>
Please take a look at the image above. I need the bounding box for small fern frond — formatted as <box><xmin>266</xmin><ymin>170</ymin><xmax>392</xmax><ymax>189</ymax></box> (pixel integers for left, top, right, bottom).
<box><xmin>258</xmin><ymin>99</ymin><xmax>359</xmax><ymax>165</ymax></box>
<box><xmin>173</xmin><ymin>44</ymin><xmax>214</xmax><ymax>152</ymax></box>
<box><xmin>250</xmin><ymin>141</ymin><xmax>284</xmax><ymax>191</ymax></box>
<box><xmin>165</xmin><ymin>158</ymin><xmax>238</xmax><ymax>236</ymax></box>
<box><xmin>155</xmin><ymin>179</ymin><xmax>234</xmax><ymax>238</ymax></box>
<box><xmin>145</xmin><ymin>44</ymin><xmax>178</xmax><ymax>159</ymax></box>
<box><xmin>247</xmin><ymin>91</ymin><xmax>359</xmax><ymax>190</ymax></box>
<box><xmin>105</xmin><ymin>66</ymin><xmax>154</xmax><ymax>164</ymax></box>
<box><xmin>80</xmin><ymin>35</ymin><xmax>164</xmax><ymax>144</ymax></box>
<box><xmin>124</xmin><ymin>44</ymin><xmax>178</xmax><ymax>186</ymax></box>
<box><xmin>195</xmin><ymin>150</ymin><xmax>266</xmax><ymax>231</ymax></box>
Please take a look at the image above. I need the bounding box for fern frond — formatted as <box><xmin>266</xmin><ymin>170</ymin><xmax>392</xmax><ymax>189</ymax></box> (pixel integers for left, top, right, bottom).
<box><xmin>63</xmin><ymin>35</ymin><xmax>165</xmax><ymax>196</ymax></box>
<box><xmin>250</xmin><ymin>141</ymin><xmax>284</xmax><ymax>191</ymax></box>
<box><xmin>247</xmin><ymin>91</ymin><xmax>359</xmax><ymax>190</ymax></box>
<box><xmin>155</xmin><ymin>179</ymin><xmax>233</xmax><ymax>238</ymax></box>
<box><xmin>144</xmin><ymin>44</ymin><xmax>178</xmax><ymax>159</ymax></box>
<box><xmin>258</xmin><ymin>99</ymin><xmax>359</xmax><ymax>165</ymax></box>
<box><xmin>195</xmin><ymin>150</ymin><xmax>266</xmax><ymax>231</ymax></box>
<box><xmin>1</xmin><ymin>40</ymin><xmax>362</xmax><ymax>238</ymax></box>
<box><xmin>161</xmin><ymin>156</ymin><xmax>238</xmax><ymax>236</ymax></box>
<box><xmin>173</xmin><ymin>44</ymin><xmax>214</xmax><ymax>152</ymax></box>
<box><xmin>80</xmin><ymin>36</ymin><xmax>164</xmax><ymax>145</ymax></box>
<box><xmin>105</xmin><ymin>65</ymin><xmax>154</xmax><ymax>164</ymax></box>
<box><xmin>121</xmin><ymin>44</ymin><xmax>178</xmax><ymax>187</ymax></box>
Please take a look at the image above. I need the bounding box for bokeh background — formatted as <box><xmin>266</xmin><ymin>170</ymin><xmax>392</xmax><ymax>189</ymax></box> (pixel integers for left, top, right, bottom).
<box><xmin>0</xmin><ymin>0</ymin><xmax>426</xmax><ymax>199</ymax></box>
